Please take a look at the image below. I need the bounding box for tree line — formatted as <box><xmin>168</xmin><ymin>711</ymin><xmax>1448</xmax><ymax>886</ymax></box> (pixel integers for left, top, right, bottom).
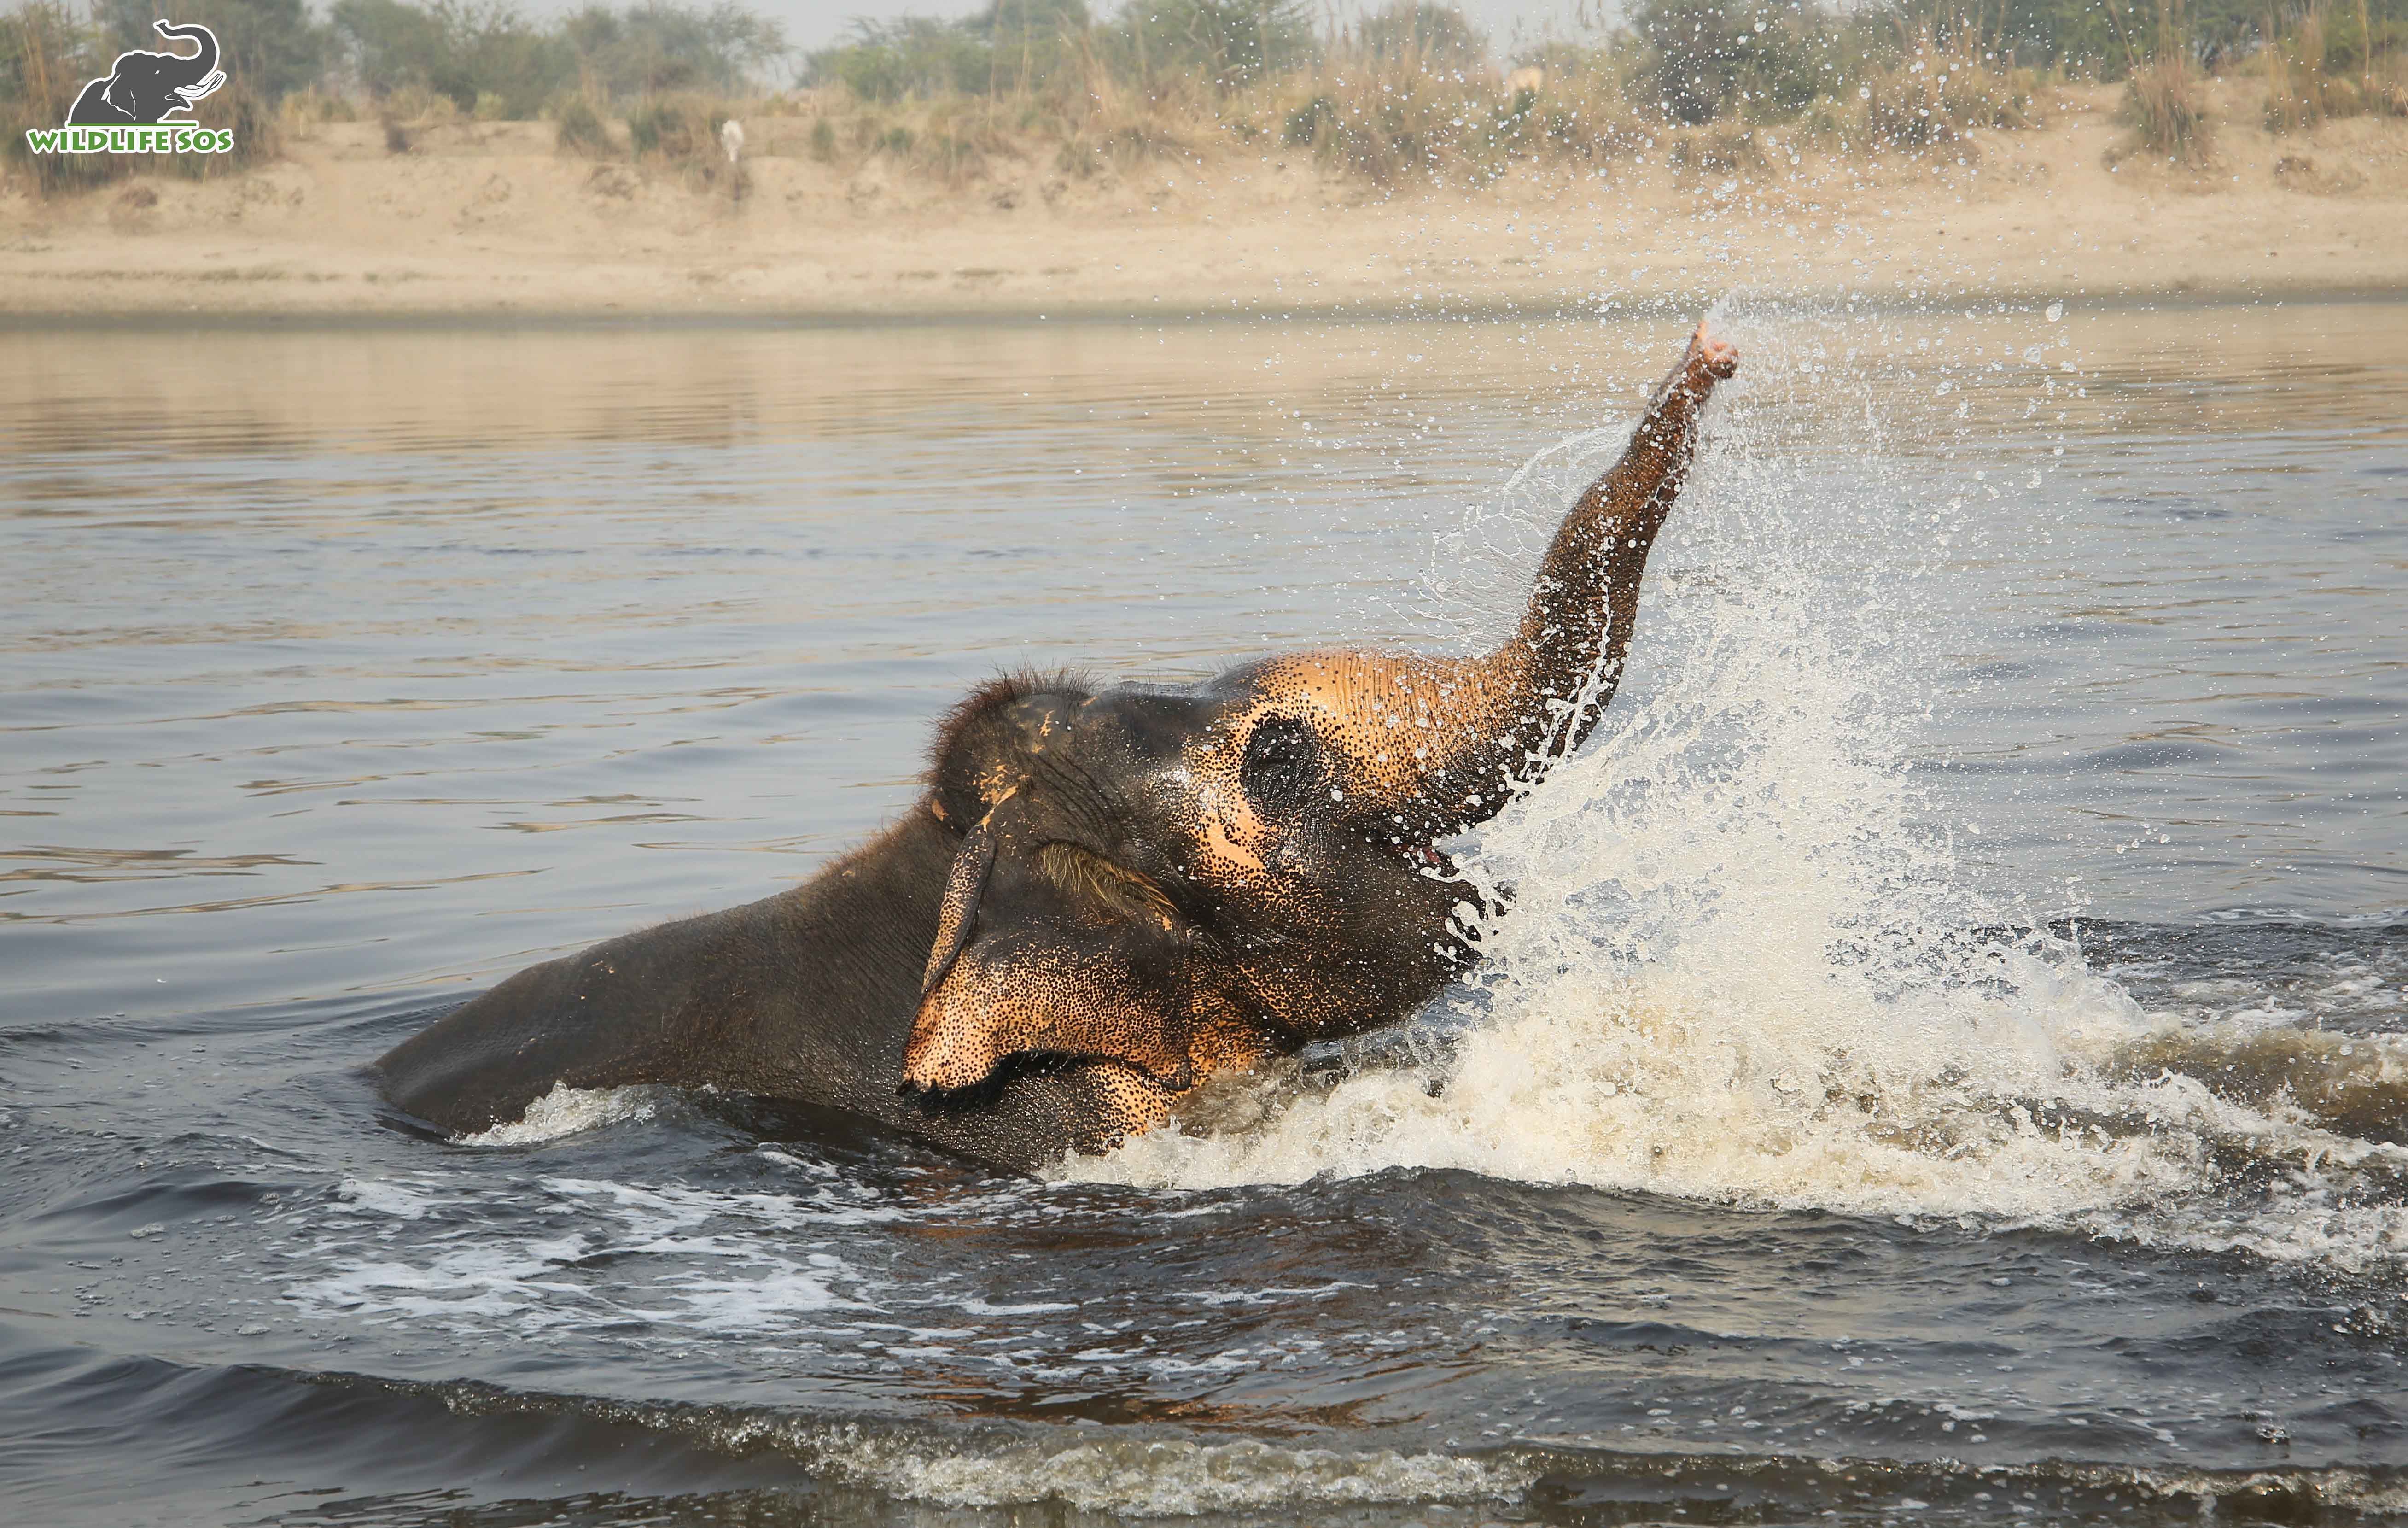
<box><xmin>804</xmin><ymin>0</ymin><xmax>2403</xmax><ymax>132</ymax></box>
<box><xmin>4</xmin><ymin>0</ymin><xmax>792</xmax><ymax>121</ymax></box>
<box><xmin>4</xmin><ymin>0</ymin><xmax>2400</xmax><ymax>125</ymax></box>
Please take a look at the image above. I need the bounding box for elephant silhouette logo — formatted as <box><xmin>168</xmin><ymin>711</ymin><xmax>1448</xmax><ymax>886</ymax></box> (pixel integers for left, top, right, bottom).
<box><xmin>67</xmin><ymin>19</ymin><xmax>224</xmax><ymax>126</ymax></box>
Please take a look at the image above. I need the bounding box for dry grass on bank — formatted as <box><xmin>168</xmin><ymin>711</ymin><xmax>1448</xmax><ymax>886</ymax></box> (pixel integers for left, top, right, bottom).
<box><xmin>2119</xmin><ymin>56</ymin><xmax>2217</xmax><ymax>165</ymax></box>
<box><xmin>11</xmin><ymin>7</ymin><xmax>2406</xmax><ymax>206</ymax></box>
<box><xmin>415</xmin><ymin>38</ymin><xmax>2064</xmax><ymax>200</ymax></box>
<box><xmin>2262</xmin><ymin>7</ymin><xmax>2408</xmax><ymax>133</ymax></box>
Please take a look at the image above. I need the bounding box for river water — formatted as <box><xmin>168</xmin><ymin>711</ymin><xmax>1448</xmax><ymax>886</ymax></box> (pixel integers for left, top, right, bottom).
<box><xmin>1</xmin><ymin>301</ymin><xmax>2403</xmax><ymax>1527</ymax></box>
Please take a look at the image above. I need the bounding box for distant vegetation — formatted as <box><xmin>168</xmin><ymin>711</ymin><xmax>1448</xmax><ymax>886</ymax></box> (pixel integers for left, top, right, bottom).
<box><xmin>5</xmin><ymin>0</ymin><xmax>2404</xmax><ymax>194</ymax></box>
<box><xmin>797</xmin><ymin>0</ymin><xmax>2405</xmax><ymax>181</ymax></box>
<box><xmin>329</xmin><ymin>0</ymin><xmax>790</xmax><ymax>118</ymax></box>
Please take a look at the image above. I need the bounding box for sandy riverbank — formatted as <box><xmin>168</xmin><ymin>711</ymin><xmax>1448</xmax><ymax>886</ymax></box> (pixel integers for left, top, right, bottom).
<box><xmin>4</xmin><ymin>82</ymin><xmax>2405</xmax><ymax>321</ymax></box>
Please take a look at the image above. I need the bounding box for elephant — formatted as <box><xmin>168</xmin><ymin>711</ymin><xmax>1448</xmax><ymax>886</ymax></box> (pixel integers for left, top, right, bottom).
<box><xmin>66</xmin><ymin>21</ymin><xmax>223</xmax><ymax>127</ymax></box>
<box><xmin>376</xmin><ymin>321</ymin><xmax>1741</xmax><ymax>1171</ymax></box>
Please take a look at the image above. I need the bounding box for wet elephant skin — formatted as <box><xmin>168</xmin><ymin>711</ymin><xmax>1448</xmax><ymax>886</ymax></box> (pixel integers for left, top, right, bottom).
<box><xmin>376</xmin><ymin>322</ymin><xmax>1740</xmax><ymax>1170</ymax></box>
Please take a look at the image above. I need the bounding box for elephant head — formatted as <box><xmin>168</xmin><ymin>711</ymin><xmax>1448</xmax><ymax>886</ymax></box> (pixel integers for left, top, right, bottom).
<box><xmin>68</xmin><ymin>21</ymin><xmax>222</xmax><ymax>126</ymax></box>
<box><xmin>898</xmin><ymin>675</ymin><xmax>1470</xmax><ymax>1119</ymax></box>
<box><xmin>900</xmin><ymin>322</ymin><xmax>1741</xmax><ymax>1126</ymax></box>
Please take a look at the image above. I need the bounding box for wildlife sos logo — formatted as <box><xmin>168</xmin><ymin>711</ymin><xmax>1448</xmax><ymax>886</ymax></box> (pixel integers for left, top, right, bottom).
<box><xmin>22</xmin><ymin>20</ymin><xmax>234</xmax><ymax>157</ymax></box>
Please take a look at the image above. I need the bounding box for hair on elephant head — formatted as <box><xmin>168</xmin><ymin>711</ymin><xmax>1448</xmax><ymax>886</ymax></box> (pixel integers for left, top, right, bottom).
<box><xmin>373</xmin><ymin>322</ymin><xmax>1739</xmax><ymax>1171</ymax></box>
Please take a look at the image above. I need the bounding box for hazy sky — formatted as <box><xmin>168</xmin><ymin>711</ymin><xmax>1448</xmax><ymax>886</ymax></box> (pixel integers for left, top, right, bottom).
<box><xmin>596</xmin><ymin>0</ymin><xmax>1612</xmax><ymax>65</ymax></box>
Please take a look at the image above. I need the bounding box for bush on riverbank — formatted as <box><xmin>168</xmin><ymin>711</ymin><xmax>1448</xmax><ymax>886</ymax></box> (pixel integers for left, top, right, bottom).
<box><xmin>2120</xmin><ymin>54</ymin><xmax>2214</xmax><ymax>161</ymax></box>
<box><xmin>8</xmin><ymin>0</ymin><xmax>2408</xmax><ymax>199</ymax></box>
<box><xmin>2106</xmin><ymin>0</ymin><xmax>2216</xmax><ymax>164</ymax></box>
<box><xmin>2262</xmin><ymin>2</ymin><xmax>2408</xmax><ymax>131</ymax></box>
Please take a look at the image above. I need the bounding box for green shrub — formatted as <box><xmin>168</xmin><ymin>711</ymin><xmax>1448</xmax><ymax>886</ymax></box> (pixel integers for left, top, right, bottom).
<box><xmin>553</xmin><ymin>92</ymin><xmax>613</xmax><ymax>153</ymax></box>
<box><xmin>1117</xmin><ymin>0</ymin><xmax>1313</xmax><ymax>90</ymax></box>
<box><xmin>334</xmin><ymin>0</ymin><xmax>566</xmax><ymax>117</ymax></box>
<box><xmin>99</xmin><ymin>0</ymin><xmax>331</xmax><ymax>103</ymax></box>
<box><xmin>2265</xmin><ymin>8</ymin><xmax>2341</xmax><ymax>133</ymax></box>
<box><xmin>805</xmin><ymin>16</ymin><xmax>996</xmax><ymax>100</ymax></box>
<box><xmin>628</xmin><ymin>92</ymin><xmax>738</xmax><ymax>164</ymax></box>
<box><xmin>335</xmin><ymin>1</ymin><xmax>785</xmax><ymax>118</ymax></box>
<box><xmin>1353</xmin><ymin>2</ymin><xmax>1487</xmax><ymax>73</ymax></box>
<box><xmin>563</xmin><ymin>0</ymin><xmax>789</xmax><ymax>99</ymax></box>
<box><xmin>626</xmin><ymin>96</ymin><xmax>689</xmax><ymax>155</ymax></box>
<box><xmin>1284</xmin><ymin>94</ymin><xmax>1335</xmax><ymax>145</ymax></box>
<box><xmin>2122</xmin><ymin>55</ymin><xmax>2212</xmax><ymax>162</ymax></box>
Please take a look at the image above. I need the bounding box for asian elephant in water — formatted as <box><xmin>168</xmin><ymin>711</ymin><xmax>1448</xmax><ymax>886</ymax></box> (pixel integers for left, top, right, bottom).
<box><xmin>67</xmin><ymin>21</ymin><xmax>223</xmax><ymax>127</ymax></box>
<box><xmin>377</xmin><ymin>322</ymin><xmax>1741</xmax><ymax>1170</ymax></box>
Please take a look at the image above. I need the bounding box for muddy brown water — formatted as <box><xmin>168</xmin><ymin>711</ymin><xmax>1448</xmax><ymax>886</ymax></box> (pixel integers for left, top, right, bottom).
<box><xmin>1</xmin><ymin>299</ymin><xmax>2404</xmax><ymax>1527</ymax></box>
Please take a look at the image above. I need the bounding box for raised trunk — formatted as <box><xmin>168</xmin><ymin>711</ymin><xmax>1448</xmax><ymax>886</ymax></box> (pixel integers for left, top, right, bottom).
<box><xmin>1458</xmin><ymin>322</ymin><xmax>1736</xmax><ymax>789</ymax></box>
<box><xmin>1237</xmin><ymin>322</ymin><xmax>1735</xmax><ymax>839</ymax></box>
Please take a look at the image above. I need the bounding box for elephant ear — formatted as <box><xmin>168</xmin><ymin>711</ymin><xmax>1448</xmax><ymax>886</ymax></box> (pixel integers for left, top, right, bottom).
<box><xmin>919</xmin><ymin>800</ymin><xmax>1003</xmax><ymax>1000</ymax></box>
<box><xmin>901</xmin><ymin>802</ymin><xmax>1261</xmax><ymax>1099</ymax></box>
<box><xmin>925</xmin><ymin>675</ymin><xmax>1088</xmax><ymax>831</ymax></box>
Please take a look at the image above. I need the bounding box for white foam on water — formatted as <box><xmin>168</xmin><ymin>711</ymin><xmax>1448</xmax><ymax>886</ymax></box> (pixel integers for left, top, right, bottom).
<box><xmin>1065</xmin><ymin>309</ymin><xmax>2408</xmax><ymax>1275</ymax></box>
<box><xmin>863</xmin><ymin>1437</ymin><xmax>1529</xmax><ymax>1515</ymax></box>
<box><xmin>450</xmin><ymin>1372</ymin><xmax>2408</xmax><ymax>1520</ymax></box>
<box><xmin>286</xmin><ymin>1164</ymin><xmax>903</xmax><ymax>1333</ymax></box>
<box><xmin>297</xmin><ymin>1233</ymin><xmax>601</xmax><ymax>1324</ymax></box>
<box><xmin>688</xmin><ymin>1415</ymin><xmax>1535</xmax><ymax>1516</ymax></box>
<box><xmin>332</xmin><ymin>1176</ymin><xmax>443</xmax><ymax>1219</ymax></box>
<box><xmin>454</xmin><ymin>1083</ymin><xmax>661</xmax><ymax>1146</ymax></box>
<box><xmin>425</xmin><ymin>1382</ymin><xmax>1536</xmax><ymax>1517</ymax></box>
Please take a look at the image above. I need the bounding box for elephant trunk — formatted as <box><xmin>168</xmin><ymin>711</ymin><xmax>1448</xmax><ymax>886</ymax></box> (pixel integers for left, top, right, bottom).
<box><xmin>1411</xmin><ymin>322</ymin><xmax>1738</xmax><ymax>830</ymax></box>
<box><xmin>154</xmin><ymin>21</ymin><xmax>218</xmax><ymax>91</ymax></box>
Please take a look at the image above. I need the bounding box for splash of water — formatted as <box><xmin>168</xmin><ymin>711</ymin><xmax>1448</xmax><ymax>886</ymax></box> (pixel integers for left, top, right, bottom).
<box><xmin>1067</xmin><ymin>309</ymin><xmax>2408</xmax><ymax>1272</ymax></box>
<box><xmin>456</xmin><ymin>1082</ymin><xmax>662</xmax><ymax>1146</ymax></box>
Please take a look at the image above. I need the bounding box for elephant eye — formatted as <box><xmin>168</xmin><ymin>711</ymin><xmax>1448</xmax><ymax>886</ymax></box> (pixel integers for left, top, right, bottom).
<box><xmin>1240</xmin><ymin>716</ymin><xmax>1320</xmax><ymax>814</ymax></box>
